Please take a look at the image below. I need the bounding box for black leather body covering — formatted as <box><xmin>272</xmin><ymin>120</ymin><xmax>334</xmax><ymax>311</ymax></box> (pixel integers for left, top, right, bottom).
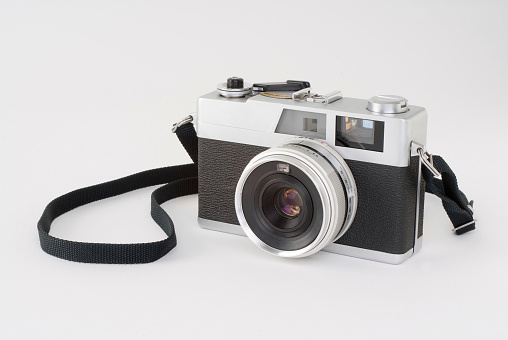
<box><xmin>198</xmin><ymin>138</ymin><xmax>424</xmax><ymax>255</ymax></box>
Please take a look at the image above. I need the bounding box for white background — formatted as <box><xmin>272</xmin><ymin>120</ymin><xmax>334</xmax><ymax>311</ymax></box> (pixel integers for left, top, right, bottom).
<box><xmin>1</xmin><ymin>1</ymin><xmax>507</xmax><ymax>339</ymax></box>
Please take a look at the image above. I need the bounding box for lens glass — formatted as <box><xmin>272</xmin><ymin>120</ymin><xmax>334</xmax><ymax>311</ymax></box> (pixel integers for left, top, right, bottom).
<box><xmin>257</xmin><ymin>175</ymin><xmax>315</xmax><ymax>237</ymax></box>
<box><xmin>275</xmin><ymin>188</ymin><xmax>303</xmax><ymax>218</ymax></box>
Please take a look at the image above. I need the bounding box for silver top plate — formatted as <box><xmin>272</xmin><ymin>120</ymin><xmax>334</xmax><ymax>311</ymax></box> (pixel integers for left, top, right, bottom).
<box><xmin>196</xmin><ymin>91</ymin><xmax>428</xmax><ymax>167</ymax></box>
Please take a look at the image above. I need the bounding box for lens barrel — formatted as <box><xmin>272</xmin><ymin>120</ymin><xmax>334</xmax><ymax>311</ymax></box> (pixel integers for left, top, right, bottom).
<box><xmin>235</xmin><ymin>139</ymin><xmax>357</xmax><ymax>258</ymax></box>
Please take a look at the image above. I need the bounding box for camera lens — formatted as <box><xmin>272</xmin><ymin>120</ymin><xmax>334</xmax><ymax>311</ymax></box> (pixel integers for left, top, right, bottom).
<box><xmin>275</xmin><ymin>188</ymin><xmax>303</xmax><ymax>218</ymax></box>
<box><xmin>235</xmin><ymin>138</ymin><xmax>358</xmax><ymax>258</ymax></box>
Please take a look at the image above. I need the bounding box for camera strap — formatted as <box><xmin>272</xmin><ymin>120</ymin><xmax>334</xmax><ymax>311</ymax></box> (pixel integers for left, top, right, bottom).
<box><xmin>37</xmin><ymin>120</ymin><xmax>475</xmax><ymax>264</ymax></box>
<box><xmin>421</xmin><ymin>156</ymin><xmax>476</xmax><ymax>235</ymax></box>
<box><xmin>37</xmin><ymin>122</ymin><xmax>199</xmax><ymax>264</ymax></box>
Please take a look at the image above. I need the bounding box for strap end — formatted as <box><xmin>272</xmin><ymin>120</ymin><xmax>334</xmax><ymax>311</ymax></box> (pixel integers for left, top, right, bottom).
<box><xmin>452</xmin><ymin>219</ymin><xmax>477</xmax><ymax>235</ymax></box>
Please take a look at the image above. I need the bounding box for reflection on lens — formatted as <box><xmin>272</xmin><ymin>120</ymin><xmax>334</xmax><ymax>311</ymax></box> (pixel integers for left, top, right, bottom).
<box><xmin>275</xmin><ymin>188</ymin><xmax>303</xmax><ymax>218</ymax></box>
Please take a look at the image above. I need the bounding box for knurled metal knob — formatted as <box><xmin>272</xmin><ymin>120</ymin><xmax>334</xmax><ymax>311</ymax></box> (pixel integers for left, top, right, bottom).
<box><xmin>217</xmin><ymin>76</ymin><xmax>252</xmax><ymax>98</ymax></box>
<box><xmin>227</xmin><ymin>77</ymin><xmax>244</xmax><ymax>89</ymax></box>
<box><xmin>367</xmin><ymin>95</ymin><xmax>408</xmax><ymax>114</ymax></box>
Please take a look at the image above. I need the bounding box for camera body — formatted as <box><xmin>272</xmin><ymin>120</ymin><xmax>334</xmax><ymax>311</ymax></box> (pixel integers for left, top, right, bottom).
<box><xmin>196</xmin><ymin>80</ymin><xmax>427</xmax><ymax>264</ymax></box>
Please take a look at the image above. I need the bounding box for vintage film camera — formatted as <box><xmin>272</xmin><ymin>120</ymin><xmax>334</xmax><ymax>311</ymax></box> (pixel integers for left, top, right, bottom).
<box><xmin>195</xmin><ymin>78</ymin><xmax>428</xmax><ymax>264</ymax></box>
<box><xmin>36</xmin><ymin>77</ymin><xmax>475</xmax><ymax>265</ymax></box>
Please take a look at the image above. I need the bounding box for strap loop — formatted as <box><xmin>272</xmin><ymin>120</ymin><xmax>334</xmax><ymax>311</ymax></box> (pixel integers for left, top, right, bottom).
<box><xmin>417</xmin><ymin>147</ymin><xmax>441</xmax><ymax>179</ymax></box>
<box><xmin>422</xmin><ymin>155</ymin><xmax>476</xmax><ymax>235</ymax></box>
<box><xmin>37</xmin><ymin>122</ymin><xmax>198</xmax><ymax>263</ymax></box>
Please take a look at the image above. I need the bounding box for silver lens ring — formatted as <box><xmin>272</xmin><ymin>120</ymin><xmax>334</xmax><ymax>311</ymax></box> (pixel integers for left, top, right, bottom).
<box><xmin>235</xmin><ymin>138</ymin><xmax>358</xmax><ymax>258</ymax></box>
<box><xmin>293</xmin><ymin>138</ymin><xmax>357</xmax><ymax>242</ymax></box>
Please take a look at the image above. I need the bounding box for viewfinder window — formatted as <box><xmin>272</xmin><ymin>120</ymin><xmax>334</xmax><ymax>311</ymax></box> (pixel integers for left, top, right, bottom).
<box><xmin>335</xmin><ymin>116</ymin><xmax>384</xmax><ymax>152</ymax></box>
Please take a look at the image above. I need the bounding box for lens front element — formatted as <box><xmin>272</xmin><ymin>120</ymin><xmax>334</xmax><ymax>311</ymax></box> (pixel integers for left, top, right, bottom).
<box><xmin>275</xmin><ymin>188</ymin><xmax>303</xmax><ymax>218</ymax></box>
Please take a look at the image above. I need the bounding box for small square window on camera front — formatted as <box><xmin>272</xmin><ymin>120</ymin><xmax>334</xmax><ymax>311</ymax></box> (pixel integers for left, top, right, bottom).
<box><xmin>275</xmin><ymin>109</ymin><xmax>326</xmax><ymax>139</ymax></box>
<box><xmin>303</xmin><ymin>118</ymin><xmax>318</xmax><ymax>132</ymax></box>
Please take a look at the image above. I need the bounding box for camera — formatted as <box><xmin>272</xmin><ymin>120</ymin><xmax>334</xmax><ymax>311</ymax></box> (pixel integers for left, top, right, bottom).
<box><xmin>196</xmin><ymin>78</ymin><xmax>427</xmax><ymax>264</ymax></box>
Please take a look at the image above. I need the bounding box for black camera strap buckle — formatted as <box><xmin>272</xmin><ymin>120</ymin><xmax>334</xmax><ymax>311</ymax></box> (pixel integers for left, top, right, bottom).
<box><xmin>452</xmin><ymin>219</ymin><xmax>477</xmax><ymax>233</ymax></box>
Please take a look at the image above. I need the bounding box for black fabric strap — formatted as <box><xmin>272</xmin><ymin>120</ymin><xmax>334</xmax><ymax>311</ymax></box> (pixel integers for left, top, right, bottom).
<box><xmin>37</xmin><ymin>121</ymin><xmax>475</xmax><ymax>264</ymax></box>
<box><xmin>423</xmin><ymin>155</ymin><xmax>476</xmax><ymax>235</ymax></box>
<box><xmin>37</xmin><ymin>123</ymin><xmax>198</xmax><ymax>264</ymax></box>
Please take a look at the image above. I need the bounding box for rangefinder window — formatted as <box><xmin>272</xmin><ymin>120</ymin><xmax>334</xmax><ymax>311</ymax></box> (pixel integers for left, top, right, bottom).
<box><xmin>275</xmin><ymin>109</ymin><xmax>326</xmax><ymax>139</ymax></box>
<box><xmin>335</xmin><ymin>116</ymin><xmax>384</xmax><ymax>152</ymax></box>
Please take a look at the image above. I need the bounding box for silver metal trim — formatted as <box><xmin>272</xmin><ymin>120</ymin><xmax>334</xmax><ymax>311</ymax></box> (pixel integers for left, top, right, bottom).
<box><xmin>468</xmin><ymin>203</ymin><xmax>474</xmax><ymax>214</ymax></box>
<box><xmin>416</xmin><ymin>147</ymin><xmax>441</xmax><ymax>179</ymax></box>
<box><xmin>217</xmin><ymin>82</ymin><xmax>252</xmax><ymax>98</ymax></box>
<box><xmin>292</xmin><ymin>138</ymin><xmax>357</xmax><ymax>242</ymax></box>
<box><xmin>323</xmin><ymin>243</ymin><xmax>414</xmax><ymax>265</ymax></box>
<box><xmin>172</xmin><ymin>115</ymin><xmax>193</xmax><ymax>133</ymax></box>
<box><xmin>198</xmin><ymin>217</ymin><xmax>245</xmax><ymax>236</ymax></box>
<box><xmin>413</xmin><ymin>235</ymin><xmax>423</xmax><ymax>254</ymax></box>
<box><xmin>412</xmin><ymin>141</ymin><xmax>425</xmax><ymax>253</ymax></box>
<box><xmin>452</xmin><ymin>220</ymin><xmax>477</xmax><ymax>232</ymax></box>
<box><xmin>198</xmin><ymin>218</ymin><xmax>416</xmax><ymax>264</ymax></box>
<box><xmin>292</xmin><ymin>88</ymin><xmax>343</xmax><ymax>104</ymax></box>
<box><xmin>319</xmin><ymin>91</ymin><xmax>343</xmax><ymax>104</ymax></box>
<box><xmin>196</xmin><ymin>91</ymin><xmax>428</xmax><ymax>167</ymax></box>
<box><xmin>367</xmin><ymin>95</ymin><xmax>408</xmax><ymax>114</ymax></box>
<box><xmin>236</xmin><ymin>153</ymin><xmax>338</xmax><ymax>258</ymax></box>
<box><xmin>292</xmin><ymin>88</ymin><xmax>311</xmax><ymax>101</ymax></box>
